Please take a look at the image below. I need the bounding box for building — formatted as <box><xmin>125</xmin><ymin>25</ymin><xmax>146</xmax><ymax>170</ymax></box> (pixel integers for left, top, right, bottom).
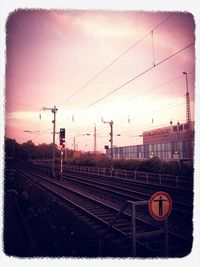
<box><xmin>106</xmin><ymin>121</ymin><xmax>194</xmax><ymax>161</ymax></box>
<box><xmin>143</xmin><ymin>122</ymin><xmax>194</xmax><ymax>144</ymax></box>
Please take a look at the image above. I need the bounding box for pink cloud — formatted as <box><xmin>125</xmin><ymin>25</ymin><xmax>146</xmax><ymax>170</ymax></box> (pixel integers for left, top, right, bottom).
<box><xmin>5</xmin><ymin>10</ymin><xmax>195</xmax><ymax>149</ymax></box>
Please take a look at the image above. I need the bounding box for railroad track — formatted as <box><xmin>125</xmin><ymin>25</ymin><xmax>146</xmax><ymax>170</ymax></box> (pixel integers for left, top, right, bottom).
<box><xmin>23</xmin><ymin>164</ymin><xmax>193</xmax><ymax>240</ymax></box>
<box><xmin>18</xmin><ymin>168</ymin><xmax>192</xmax><ymax>257</ymax></box>
<box><xmin>26</xmin><ymin>163</ymin><xmax>193</xmax><ymax>215</ymax></box>
<box><xmin>32</xmin><ymin>161</ymin><xmax>193</xmax><ymax>190</ymax></box>
<box><xmin>30</xmin><ymin>162</ymin><xmax>193</xmax><ymax>197</ymax></box>
<box><xmin>62</xmin><ymin>171</ymin><xmax>193</xmax><ymax>214</ymax></box>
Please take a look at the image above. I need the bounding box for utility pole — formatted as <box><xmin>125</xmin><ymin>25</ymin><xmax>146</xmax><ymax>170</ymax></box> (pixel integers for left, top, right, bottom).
<box><xmin>94</xmin><ymin>124</ymin><xmax>97</xmax><ymax>154</ymax></box>
<box><xmin>73</xmin><ymin>137</ymin><xmax>76</xmax><ymax>151</ymax></box>
<box><xmin>73</xmin><ymin>133</ymin><xmax>90</xmax><ymax>151</ymax></box>
<box><xmin>103</xmin><ymin>119</ymin><xmax>114</xmax><ymax>159</ymax></box>
<box><xmin>42</xmin><ymin>106</ymin><xmax>58</xmax><ymax>177</ymax></box>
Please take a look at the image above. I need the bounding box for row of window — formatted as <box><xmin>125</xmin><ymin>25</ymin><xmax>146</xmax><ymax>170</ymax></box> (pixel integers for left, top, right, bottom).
<box><xmin>108</xmin><ymin>140</ymin><xmax>193</xmax><ymax>160</ymax></box>
<box><xmin>143</xmin><ymin>130</ymin><xmax>193</xmax><ymax>144</ymax></box>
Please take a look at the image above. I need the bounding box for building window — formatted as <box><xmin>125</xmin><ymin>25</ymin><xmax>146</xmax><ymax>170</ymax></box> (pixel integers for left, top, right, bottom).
<box><xmin>184</xmin><ymin>124</ymin><xmax>189</xmax><ymax>129</ymax></box>
<box><xmin>179</xmin><ymin>125</ymin><xmax>183</xmax><ymax>131</ymax></box>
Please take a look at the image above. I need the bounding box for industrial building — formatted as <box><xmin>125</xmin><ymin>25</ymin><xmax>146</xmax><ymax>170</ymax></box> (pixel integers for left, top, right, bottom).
<box><xmin>106</xmin><ymin>121</ymin><xmax>194</xmax><ymax>161</ymax></box>
<box><xmin>106</xmin><ymin>72</ymin><xmax>194</xmax><ymax>161</ymax></box>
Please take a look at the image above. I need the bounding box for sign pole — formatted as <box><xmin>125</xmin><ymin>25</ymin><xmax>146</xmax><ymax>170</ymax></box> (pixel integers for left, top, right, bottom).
<box><xmin>60</xmin><ymin>148</ymin><xmax>63</xmax><ymax>181</ymax></box>
<box><xmin>131</xmin><ymin>202</ymin><xmax>136</xmax><ymax>257</ymax></box>
<box><xmin>165</xmin><ymin>218</ymin><xmax>169</xmax><ymax>257</ymax></box>
<box><xmin>59</xmin><ymin>128</ymin><xmax>65</xmax><ymax>181</ymax></box>
<box><xmin>148</xmin><ymin>191</ymin><xmax>172</xmax><ymax>256</ymax></box>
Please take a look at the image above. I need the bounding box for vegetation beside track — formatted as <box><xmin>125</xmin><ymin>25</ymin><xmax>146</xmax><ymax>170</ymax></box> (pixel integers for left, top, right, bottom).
<box><xmin>5</xmin><ymin>137</ymin><xmax>193</xmax><ymax>177</ymax></box>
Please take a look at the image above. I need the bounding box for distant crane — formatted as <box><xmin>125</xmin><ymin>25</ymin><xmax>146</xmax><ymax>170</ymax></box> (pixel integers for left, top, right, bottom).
<box><xmin>183</xmin><ymin>72</ymin><xmax>191</xmax><ymax>126</ymax></box>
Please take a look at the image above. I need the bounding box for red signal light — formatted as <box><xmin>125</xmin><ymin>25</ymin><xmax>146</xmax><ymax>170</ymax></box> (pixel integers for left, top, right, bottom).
<box><xmin>59</xmin><ymin>139</ymin><xmax>65</xmax><ymax>149</ymax></box>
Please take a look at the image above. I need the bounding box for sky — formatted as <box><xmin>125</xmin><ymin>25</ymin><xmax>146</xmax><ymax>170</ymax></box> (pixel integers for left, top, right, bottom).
<box><xmin>5</xmin><ymin>10</ymin><xmax>195</xmax><ymax>152</ymax></box>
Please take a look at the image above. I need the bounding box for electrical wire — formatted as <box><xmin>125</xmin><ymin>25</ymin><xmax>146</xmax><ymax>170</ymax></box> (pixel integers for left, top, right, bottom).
<box><xmin>84</xmin><ymin>42</ymin><xmax>194</xmax><ymax>110</ymax></box>
<box><xmin>33</xmin><ymin>99</ymin><xmax>185</xmax><ymax>143</ymax></box>
<box><xmin>58</xmin><ymin>13</ymin><xmax>174</xmax><ymax>107</ymax></box>
<box><xmin>34</xmin><ymin>40</ymin><xmax>194</xmax><ymax>142</ymax></box>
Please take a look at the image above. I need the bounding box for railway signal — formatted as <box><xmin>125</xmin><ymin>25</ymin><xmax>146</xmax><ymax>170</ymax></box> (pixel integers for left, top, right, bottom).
<box><xmin>103</xmin><ymin>120</ymin><xmax>113</xmax><ymax>159</ymax></box>
<box><xmin>59</xmin><ymin>128</ymin><xmax>66</xmax><ymax>180</ymax></box>
<box><xmin>59</xmin><ymin>128</ymin><xmax>66</xmax><ymax>148</ymax></box>
<box><xmin>60</xmin><ymin>128</ymin><xmax>65</xmax><ymax>139</ymax></box>
<box><xmin>59</xmin><ymin>139</ymin><xmax>65</xmax><ymax>149</ymax></box>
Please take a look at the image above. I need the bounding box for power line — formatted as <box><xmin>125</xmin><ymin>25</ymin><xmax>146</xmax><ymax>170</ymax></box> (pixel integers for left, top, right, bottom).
<box><xmin>36</xmin><ymin>16</ymin><xmax>190</xmax><ymax>137</ymax></box>
<box><xmin>94</xmin><ymin>71</ymin><xmax>194</xmax><ymax>116</ymax></box>
<box><xmin>84</xmin><ymin>42</ymin><xmax>194</xmax><ymax>110</ymax></box>
<box><xmin>34</xmin><ymin>53</ymin><xmax>193</xmax><ymax>142</ymax></box>
<box><xmin>58</xmin><ymin>13</ymin><xmax>174</xmax><ymax>107</ymax></box>
<box><xmin>70</xmin><ymin>71</ymin><xmax>194</xmax><ymax>136</ymax></box>
<box><xmin>68</xmin><ymin>98</ymin><xmax>191</xmax><ymax>149</ymax></box>
<box><xmin>35</xmin><ymin>47</ymin><xmax>194</xmax><ymax>143</ymax></box>
<box><xmin>35</xmin><ymin>98</ymin><xmax>185</xmax><ymax>144</ymax></box>
<box><xmin>91</xmin><ymin>101</ymin><xmax>186</xmax><ymax>137</ymax></box>
<box><xmin>32</xmin><ymin>39</ymin><xmax>194</xmax><ymax>142</ymax></box>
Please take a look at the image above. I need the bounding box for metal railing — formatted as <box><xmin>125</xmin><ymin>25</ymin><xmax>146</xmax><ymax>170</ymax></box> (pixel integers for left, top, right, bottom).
<box><xmin>62</xmin><ymin>164</ymin><xmax>192</xmax><ymax>190</ymax></box>
<box><xmin>32</xmin><ymin>161</ymin><xmax>193</xmax><ymax>190</ymax></box>
<box><xmin>98</xmin><ymin>200</ymin><xmax>169</xmax><ymax>257</ymax></box>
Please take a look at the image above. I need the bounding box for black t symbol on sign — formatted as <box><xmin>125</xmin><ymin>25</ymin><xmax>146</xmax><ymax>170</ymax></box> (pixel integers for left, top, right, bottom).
<box><xmin>154</xmin><ymin>196</ymin><xmax>167</xmax><ymax>216</ymax></box>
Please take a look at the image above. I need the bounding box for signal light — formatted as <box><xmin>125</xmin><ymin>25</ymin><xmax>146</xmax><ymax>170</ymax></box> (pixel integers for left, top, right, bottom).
<box><xmin>60</xmin><ymin>128</ymin><xmax>65</xmax><ymax>139</ymax></box>
<box><xmin>59</xmin><ymin>128</ymin><xmax>66</xmax><ymax>149</ymax></box>
<box><xmin>60</xmin><ymin>139</ymin><xmax>65</xmax><ymax>149</ymax></box>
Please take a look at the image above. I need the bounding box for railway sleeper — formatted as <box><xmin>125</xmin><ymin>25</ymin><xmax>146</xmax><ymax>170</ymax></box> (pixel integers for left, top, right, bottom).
<box><xmin>92</xmin><ymin>211</ymin><xmax>117</xmax><ymax>217</ymax></box>
<box><xmin>114</xmin><ymin>222</ymin><xmax>130</xmax><ymax>228</ymax></box>
<box><xmin>117</xmin><ymin>225</ymin><xmax>131</xmax><ymax>232</ymax></box>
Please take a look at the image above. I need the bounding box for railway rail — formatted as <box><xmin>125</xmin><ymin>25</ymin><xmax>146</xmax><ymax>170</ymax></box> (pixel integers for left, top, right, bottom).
<box><xmin>64</xmin><ymin>164</ymin><xmax>193</xmax><ymax>190</ymax></box>
<box><xmin>24</xmin><ymin>163</ymin><xmax>193</xmax><ymax>241</ymax></box>
<box><xmin>28</xmin><ymin>162</ymin><xmax>193</xmax><ymax>215</ymax></box>
<box><xmin>32</xmin><ymin>161</ymin><xmax>193</xmax><ymax>190</ymax></box>
<box><xmin>17</xmin><ymin>167</ymin><xmax>192</xmax><ymax>257</ymax></box>
<box><xmin>64</xmin><ymin>171</ymin><xmax>192</xmax><ymax>214</ymax></box>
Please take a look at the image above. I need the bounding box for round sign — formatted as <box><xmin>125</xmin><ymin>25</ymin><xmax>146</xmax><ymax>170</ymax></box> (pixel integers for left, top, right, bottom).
<box><xmin>148</xmin><ymin>191</ymin><xmax>172</xmax><ymax>221</ymax></box>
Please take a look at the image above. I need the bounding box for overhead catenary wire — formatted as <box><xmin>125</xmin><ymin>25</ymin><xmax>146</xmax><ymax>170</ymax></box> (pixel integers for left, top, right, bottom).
<box><xmin>78</xmin><ymin>71</ymin><xmax>194</xmax><ymax>135</ymax></box>
<box><xmin>33</xmin><ymin>41</ymin><xmax>194</xmax><ymax>142</ymax></box>
<box><xmin>151</xmin><ymin>30</ymin><xmax>156</xmax><ymax>66</ymax></box>
<box><xmin>93</xmin><ymin>70</ymin><xmax>194</xmax><ymax>115</ymax></box>
<box><xmin>58</xmin><ymin>13</ymin><xmax>174</xmax><ymax>107</ymax></box>
<box><xmin>58</xmin><ymin>44</ymin><xmax>194</xmax><ymax>128</ymax></box>
<box><xmin>16</xmin><ymin>13</ymin><xmax>173</xmax><ymax>115</ymax></box>
<box><xmin>35</xmin><ymin>99</ymin><xmax>186</xmax><ymax>144</ymax></box>
<box><xmin>83</xmin><ymin>100</ymin><xmax>186</xmax><ymax>138</ymax></box>
<box><xmin>84</xmin><ymin>42</ymin><xmax>194</xmax><ymax>110</ymax></box>
<box><xmin>80</xmin><ymin>103</ymin><xmax>188</xmax><ymax>148</ymax></box>
<box><xmin>35</xmin><ymin>14</ymin><xmax>181</xmax><ymax>134</ymax></box>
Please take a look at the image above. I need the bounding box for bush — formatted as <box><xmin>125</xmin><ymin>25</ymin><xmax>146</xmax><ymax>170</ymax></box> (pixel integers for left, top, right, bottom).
<box><xmin>65</xmin><ymin>152</ymin><xmax>193</xmax><ymax>177</ymax></box>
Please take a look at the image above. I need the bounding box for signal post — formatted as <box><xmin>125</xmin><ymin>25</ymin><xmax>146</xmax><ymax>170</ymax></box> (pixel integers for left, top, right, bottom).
<box><xmin>59</xmin><ymin>128</ymin><xmax>66</xmax><ymax>181</ymax></box>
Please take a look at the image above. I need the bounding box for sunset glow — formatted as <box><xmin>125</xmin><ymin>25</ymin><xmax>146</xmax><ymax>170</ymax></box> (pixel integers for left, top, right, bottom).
<box><xmin>5</xmin><ymin>10</ymin><xmax>195</xmax><ymax>151</ymax></box>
